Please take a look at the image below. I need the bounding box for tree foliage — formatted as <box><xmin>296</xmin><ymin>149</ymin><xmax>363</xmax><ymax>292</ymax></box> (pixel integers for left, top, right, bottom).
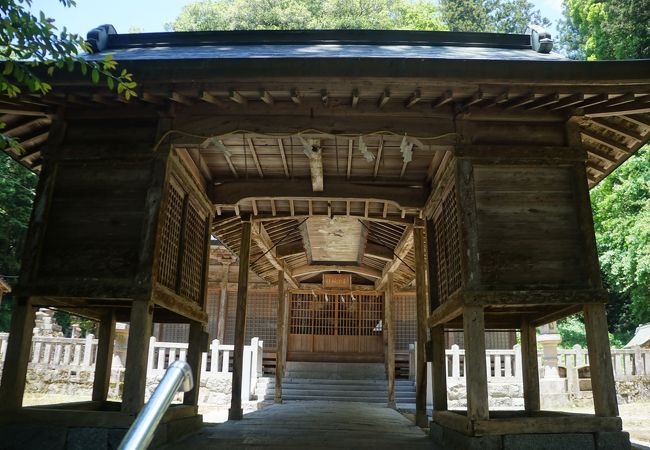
<box><xmin>0</xmin><ymin>0</ymin><xmax>137</xmax><ymax>150</ymax></box>
<box><xmin>439</xmin><ymin>0</ymin><xmax>550</xmax><ymax>34</ymax></box>
<box><xmin>559</xmin><ymin>0</ymin><xmax>650</xmax><ymax>60</ymax></box>
<box><xmin>591</xmin><ymin>147</ymin><xmax>650</xmax><ymax>325</ymax></box>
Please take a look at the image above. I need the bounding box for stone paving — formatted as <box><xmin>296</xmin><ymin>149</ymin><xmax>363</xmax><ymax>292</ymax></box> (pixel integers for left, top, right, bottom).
<box><xmin>164</xmin><ymin>401</ymin><xmax>432</xmax><ymax>449</ymax></box>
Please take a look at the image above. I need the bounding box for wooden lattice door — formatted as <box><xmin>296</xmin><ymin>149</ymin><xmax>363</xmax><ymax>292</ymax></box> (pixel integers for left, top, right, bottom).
<box><xmin>287</xmin><ymin>290</ymin><xmax>384</xmax><ymax>362</ymax></box>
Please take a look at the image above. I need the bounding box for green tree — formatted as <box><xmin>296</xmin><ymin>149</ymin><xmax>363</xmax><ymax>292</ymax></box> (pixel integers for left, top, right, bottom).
<box><xmin>591</xmin><ymin>146</ymin><xmax>650</xmax><ymax>326</ymax></box>
<box><xmin>439</xmin><ymin>0</ymin><xmax>550</xmax><ymax>34</ymax></box>
<box><xmin>169</xmin><ymin>0</ymin><xmax>445</xmax><ymax>31</ymax></box>
<box><xmin>1</xmin><ymin>0</ymin><xmax>137</xmax><ymax>149</ymax></box>
<box><xmin>559</xmin><ymin>0</ymin><xmax>650</xmax><ymax>60</ymax></box>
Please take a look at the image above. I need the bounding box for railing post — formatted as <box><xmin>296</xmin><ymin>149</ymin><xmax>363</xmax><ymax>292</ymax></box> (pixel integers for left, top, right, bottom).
<box><xmin>241</xmin><ymin>344</ymin><xmax>252</xmax><ymax>402</ymax></box>
<box><xmin>211</xmin><ymin>339</ymin><xmax>220</xmax><ymax>372</ymax></box>
<box><xmin>83</xmin><ymin>333</ymin><xmax>95</xmax><ymax>367</ymax></box>
<box><xmin>451</xmin><ymin>344</ymin><xmax>460</xmax><ymax>379</ymax></box>
<box><xmin>634</xmin><ymin>346</ymin><xmax>644</xmax><ymax>377</ymax></box>
<box><xmin>514</xmin><ymin>344</ymin><xmax>522</xmax><ymax>382</ymax></box>
<box><xmin>408</xmin><ymin>343</ymin><xmax>416</xmax><ymax>381</ymax></box>
<box><xmin>257</xmin><ymin>340</ymin><xmax>264</xmax><ymax>377</ymax></box>
<box><xmin>147</xmin><ymin>337</ymin><xmax>157</xmax><ymax>372</ymax></box>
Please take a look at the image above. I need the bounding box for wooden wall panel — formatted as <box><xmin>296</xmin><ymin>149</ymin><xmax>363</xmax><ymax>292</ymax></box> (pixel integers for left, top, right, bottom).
<box><xmin>473</xmin><ymin>164</ymin><xmax>587</xmax><ymax>289</ymax></box>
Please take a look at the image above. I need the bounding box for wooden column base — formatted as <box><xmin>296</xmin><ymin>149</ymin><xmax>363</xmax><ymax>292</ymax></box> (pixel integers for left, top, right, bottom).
<box><xmin>228</xmin><ymin>407</ymin><xmax>244</xmax><ymax>421</ymax></box>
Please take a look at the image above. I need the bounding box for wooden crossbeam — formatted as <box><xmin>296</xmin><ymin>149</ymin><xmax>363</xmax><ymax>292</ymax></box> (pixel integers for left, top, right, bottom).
<box><xmin>585</xmin><ymin>95</ymin><xmax>650</xmax><ymax>117</ymax></box>
<box><xmin>19</xmin><ymin>132</ymin><xmax>49</xmax><ymax>151</ymax></box>
<box><xmin>3</xmin><ymin>117</ymin><xmax>51</xmax><ymax>138</ymax></box>
<box><xmin>621</xmin><ymin>114</ymin><xmax>650</xmax><ymax>130</ymax></box>
<box><xmin>462</xmin><ymin>90</ymin><xmax>484</xmax><ymax>108</ymax></box>
<box><xmin>169</xmin><ymin>91</ymin><xmax>193</xmax><ymax>106</ymax></box>
<box><xmin>246</xmin><ymin>138</ymin><xmax>265</xmax><ymax>178</ymax></box>
<box><xmin>346</xmin><ymin>139</ymin><xmax>353</xmax><ymax>180</ymax></box>
<box><xmin>220</xmin><ymin>142</ymin><xmax>239</xmax><ymax>179</ymax></box>
<box><xmin>586</xmin><ymin>145</ymin><xmax>617</xmax><ymax>165</ymax></box>
<box><xmin>293</xmin><ymin>264</ymin><xmax>381</xmax><ymax>280</ymax></box>
<box><xmin>576</xmin><ymin>93</ymin><xmax>608</xmax><ymax>109</ymax></box>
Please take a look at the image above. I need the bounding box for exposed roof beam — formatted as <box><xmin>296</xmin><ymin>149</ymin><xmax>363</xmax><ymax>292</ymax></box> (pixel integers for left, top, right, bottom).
<box><xmin>586</xmin><ymin>145</ymin><xmax>617</xmax><ymax>165</ymax></box>
<box><xmin>405</xmin><ymin>89</ymin><xmax>421</xmax><ymax>108</ymax></box>
<box><xmin>276</xmin><ymin>241</ymin><xmax>305</xmax><ymax>259</ymax></box>
<box><xmin>307</xmin><ymin>141</ymin><xmax>324</xmax><ymax>192</ymax></box>
<box><xmin>213</xmin><ymin>181</ymin><xmax>426</xmax><ymax>209</ymax></box>
<box><xmin>378</xmin><ymin>89</ymin><xmax>390</xmax><ymax>108</ymax></box>
<box><xmin>229</xmin><ymin>89</ymin><xmax>247</xmax><ymax>105</ymax></box>
<box><xmin>581</xmin><ymin>130</ymin><xmax>630</xmax><ymax>154</ymax></box>
<box><xmin>591</xmin><ymin>118</ymin><xmax>644</xmax><ymax>142</ymax></box>
<box><xmin>320</xmin><ymin>89</ymin><xmax>329</xmax><ymax>106</ymax></box>
<box><xmin>220</xmin><ymin>142</ymin><xmax>239</xmax><ymax>179</ymax></box>
<box><xmin>504</xmin><ymin>93</ymin><xmax>535</xmax><ymax>109</ymax></box>
<box><xmin>432</xmin><ymin>90</ymin><xmax>453</xmax><ymax>108</ymax></box>
<box><xmin>621</xmin><ymin>114</ymin><xmax>650</xmax><ymax>130</ymax></box>
<box><xmin>200</xmin><ymin>90</ymin><xmax>224</xmax><ymax>107</ymax></box>
<box><xmin>293</xmin><ymin>264</ymin><xmax>381</xmax><ymax>280</ymax></box>
<box><xmin>246</xmin><ymin>137</ymin><xmax>264</xmax><ymax>178</ymax></box>
<box><xmin>290</xmin><ymin>88</ymin><xmax>301</xmax><ymax>104</ymax></box>
<box><xmin>351</xmin><ymin>88</ymin><xmax>360</xmax><ymax>108</ymax></box>
<box><xmin>346</xmin><ymin>139</ymin><xmax>353</xmax><ymax>180</ymax></box>
<box><xmin>364</xmin><ymin>241</ymin><xmax>393</xmax><ymax>262</ymax></box>
<box><xmin>375</xmin><ymin>225</ymin><xmax>414</xmax><ymax>290</ymax></box>
<box><xmin>251</xmin><ymin>222</ymin><xmax>300</xmax><ymax>289</ymax></box>
<box><xmin>3</xmin><ymin>117</ymin><xmax>51</xmax><ymax>138</ymax></box>
<box><xmin>373</xmin><ymin>136</ymin><xmax>384</xmax><ymax>179</ymax></box>
<box><xmin>549</xmin><ymin>93</ymin><xmax>583</xmax><ymax>110</ymax></box>
<box><xmin>259</xmin><ymin>90</ymin><xmax>274</xmax><ymax>104</ymax></box>
<box><xmin>277</xmin><ymin>138</ymin><xmax>290</xmax><ymax>178</ymax></box>
<box><xmin>585</xmin><ymin>96</ymin><xmax>650</xmax><ymax>117</ymax></box>
<box><xmin>525</xmin><ymin>92</ymin><xmax>559</xmax><ymax>110</ymax></box>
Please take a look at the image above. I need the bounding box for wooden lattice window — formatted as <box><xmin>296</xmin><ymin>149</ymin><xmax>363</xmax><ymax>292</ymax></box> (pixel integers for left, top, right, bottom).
<box><xmin>223</xmin><ymin>290</ymin><xmax>278</xmax><ymax>349</ymax></box>
<box><xmin>433</xmin><ymin>185</ymin><xmax>462</xmax><ymax>303</ymax></box>
<box><xmin>156</xmin><ymin>171</ymin><xmax>210</xmax><ymax>305</ymax></box>
<box><xmin>394</xmin><ymin>292</ymin><xmax>417</xmax><ymax>351</ymax></box>
<box><xmin>157</xmin><ymin>179</ymin><xmax>184</xmax><ymax>290</ymax></box>
<box><xmin>179</xmin><ymin>201</ymin><xmax>208</xmax><ymax>303</ymax></box>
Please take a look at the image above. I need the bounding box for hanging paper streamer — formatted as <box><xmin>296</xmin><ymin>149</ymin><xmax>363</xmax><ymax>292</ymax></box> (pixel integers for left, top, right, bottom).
<box><xmin>358</xmin><ymin>136</ymin><xmax>375</xmax><ymax>162</ymax></box>
<box><xmin>400</xmin><ymin>135</ymin><xmax>414</xmax><ymax>163</ymax></box>
<box><xmin>299</xmin><ymin>136</ymin><xmax>320</xmax><ymax>159</ymax></box>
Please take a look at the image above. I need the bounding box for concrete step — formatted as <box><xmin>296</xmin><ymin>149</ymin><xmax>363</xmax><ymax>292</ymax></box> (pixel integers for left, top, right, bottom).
<box><xmin>284</xmin><ymin>362</ymin><xmax>386</xmax><ymax>380</ymax></box>
<box><xmin>278</xmin><ymin>394</ymin><xmax>389</xmax><ymax>402</ymax></box>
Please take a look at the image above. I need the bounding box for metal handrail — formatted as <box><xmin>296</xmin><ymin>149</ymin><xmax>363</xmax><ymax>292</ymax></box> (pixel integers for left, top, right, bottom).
<box><xmin>118</xmin><ymin>361</ymin><xmax>194</xmax><ymax>450</ymax></box>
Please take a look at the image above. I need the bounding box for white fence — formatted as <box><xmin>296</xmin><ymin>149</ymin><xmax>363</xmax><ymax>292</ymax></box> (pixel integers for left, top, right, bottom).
<box><xmin>0</xmin><ymin>332</ymin><xmax>264</xmax><ymax>401</ymax></box>
<box><xmin>408</xmin><ymin>342</ymin><xmax>650</xmax><ymax>383</ymax></box>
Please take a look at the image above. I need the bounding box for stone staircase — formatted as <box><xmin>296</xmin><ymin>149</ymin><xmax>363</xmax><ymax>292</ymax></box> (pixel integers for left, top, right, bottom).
<box><xmin>259</xmin><ymin>362</ymin><xmax>416</xmax><ymax>404</ymax></box>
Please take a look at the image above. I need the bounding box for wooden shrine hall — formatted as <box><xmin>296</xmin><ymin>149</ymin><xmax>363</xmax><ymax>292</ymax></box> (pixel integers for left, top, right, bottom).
<box><xmin>1</xmin><ymin>25</ymin><xmax>650</xmax><ymax>449</ymax></box>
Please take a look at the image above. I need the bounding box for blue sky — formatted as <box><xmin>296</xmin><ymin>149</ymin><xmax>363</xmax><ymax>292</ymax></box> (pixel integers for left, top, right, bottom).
<box><xmin>31</xmin><ymin>0</ymin><xmax>565</xmax><ymax>36</ymax></box>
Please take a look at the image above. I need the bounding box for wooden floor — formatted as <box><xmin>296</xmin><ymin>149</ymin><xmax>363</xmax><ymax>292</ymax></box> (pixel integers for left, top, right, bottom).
<box><xmin>164</xmin><ymin>401</ymin><xmax>431</xmax><ymax>449</ymax></box>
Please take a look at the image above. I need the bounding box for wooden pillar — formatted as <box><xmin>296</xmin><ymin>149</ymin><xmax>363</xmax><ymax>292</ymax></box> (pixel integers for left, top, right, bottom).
<box><xmin>275</xmin><ymin>270</ymin><xmax>287</xmax><ymax>403</ymax></box>
<box><xmin>92</xmin><ymin>311</ymin><xmax>116</xmax><ymax>402</ymax></box>
<box><xmin>0</xmin><ymin>297</ymin><xmax>35</xmax><ymax>410</ymax></box>
<box><xmin>216</xmin><ymin>264</ymin><xmax>229</xmax><ymax>342</ymax></box>
<box><xmin>414</xmin><ymin>227</ymin><xmax>428</xmax><ymax>427</ymax></box>
<box><xmin>521</xmin><ymin>319</ymin><xmax>540</xmax><ymax>412</ymax></box>
<box><xmin>122</xmin><ymin>299</ymin><xmax>154</xmax><ymax>414</ymax></box>
<box><xmin>463</xmin><ymin>305</ymin><xmax>489</xmax><ymax>421</ymax></box>
<box><xmin>385</xmin><ymin>273</ymin><xmax>396</xmax><ymax>408</ymax></box>
<box><xmin>430</xmin><ymin>325</ymin><xmax>448</xmax><ymax>412</ymax></box>
<box><xmin>426</xmin><ymin>219</ymin><xmax>447</xmax><ymax>412</ymax></box>
<box><xmin>183</xmin><ymin>320</ymin><xmax>204</xmax><ymax>406</ymax></box>
<box><xmin>229</xmin><ymin>218</ymin><xmax>252</xmax><ymax>420</ymax></box>
<box><xmin>584</xmin><ymin>303</ymin><xmax>619</xmax><ymax>417</ymax></box>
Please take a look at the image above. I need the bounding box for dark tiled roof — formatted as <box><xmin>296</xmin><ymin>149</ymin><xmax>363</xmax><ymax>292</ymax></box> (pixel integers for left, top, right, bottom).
<box><xmin>86</xmin><ymin>26</ymin><xmax>564</xmax><ymax>62</ymax></box>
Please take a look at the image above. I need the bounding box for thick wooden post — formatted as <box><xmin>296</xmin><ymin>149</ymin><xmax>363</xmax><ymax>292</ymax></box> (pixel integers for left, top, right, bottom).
<box><xmin>275</xmin><ymin>270</ymin><xmax>287</xmax><ymax>403</ymax></box>
<box><xmin>122</xmin><ymin>299</ymin><xmax>154</xmax><ymax>414</ymax></box>
<box><xmin>463</xmin><ymin>305</ymin><xmax>489</xmax><ymax>421</ymax></box>
<box><xmin>414</xmin><ymin>226</ymin><xmax>428</xmax><ymax>427</ymax></box>
<box><xmin>0</xmin><ymin>298</ymin><xmax>35</xmax><ymax>410</ymax></box>
<box><xmin>584</xmin><ymin>303</ymin><xmax>619</xmax><ymax>417</ymax></box>
<box><xmin>92</xmin><ymin>311</ymin><xmax>116</xmax><ymax>402</ymax></box>
<box><xmin>430</xmin><ymin>325</ymin><xmax>448</xmax><ymax>412</ymax></box>
<box><xmin>184</xmin><ymin>320</ymin><xmax>204</xmax><ymax>406</ymax></box>
<box><xmin>216</xmin><ymin>263</ymin><xmax>229</xmax><ymax>342</ymax></box>
<box><xmin>229</xmin><ymin>218</ymin><xmax>252</xmax><ymax>420</ymax></box>
<box><xmin>521</xmin><ymin>319</ymin><xmax>540</xmax><ymax>412</ymax></box>
<box><xmin>426</xmin><ymin>219</ymin><xmax>447</xmax><ymax>412</ymax></box>
<box><xmin>385</xmin><ymin>273</ymin><xmax>396</xmax><ymax>408</ymax></box>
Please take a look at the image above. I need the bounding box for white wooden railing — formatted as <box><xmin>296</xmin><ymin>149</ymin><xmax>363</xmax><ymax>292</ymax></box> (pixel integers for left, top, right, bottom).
<box><xmin>408</xmin><ymin>342</ymin><xmax>650</xmax><ymax>383</ymax></box>
<box><xmin>0</xmin><ymin>332</ymin><xmax>264</xmax><ymax>401</ymax></box>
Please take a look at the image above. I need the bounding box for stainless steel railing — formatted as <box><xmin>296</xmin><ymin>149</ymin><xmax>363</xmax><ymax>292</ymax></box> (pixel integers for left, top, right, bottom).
<box><xmin>118</xmin><ymin>360</ymin><xmax>194</xmax><ymax>450</ymax></box>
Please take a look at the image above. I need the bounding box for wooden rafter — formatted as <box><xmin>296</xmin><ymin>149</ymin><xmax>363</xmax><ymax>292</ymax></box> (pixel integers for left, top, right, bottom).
<box><xmin>276</xmin><ymin>138</ymin><xmax>290</xmax><ymax>178</ymax></box>
<box><xmin>351</xmin><ymin>88</ymin><xmax>360</xmax><ymax>108</ymax></box>
<box><xmin>251</xmin><ymin>222</ymin><xmax>300</xmax><ymax>288</ymax></box>
<box><xmin>346</xmin><ymin>139</ymin><xmax>353</xmax><ymax>180</ymax></box>
<box><xmin>405</xmin><ymin>89</ymin><xmax>421</xmax><ymax>108</ymax></box>
<box><xmin>549</xmin><ymin>94</ymin><xmax>583</xmax><ymax>111</ymax></box>
<box><xmin>259</xmin><ymin>90</ymin><xmax>274</xmax><ymax>105</ymax></box>
<box><xmin>229</xmin><ymin>89</ymin><xmax>247</xmax><ymax>105</ymax></box>
<box><xmin>581</xmin><ymin>130</ymin><xmax>629</xmax><ymax>154</ymax></box>
<box><xmin>432</xmin><ymin>90</ymin><xmax>453</xmax><ymax>108</ymax></box>
<box><xmin>373</xmin><ymin>136</ymin><xmax>384</xmax><ymax>179</ymax></box>
<box><xmin>246</xmin><ymin>138</ymin><xmax>264</xmax><ymax>178</ymax></box>
<box><xmin>378</xmin><ymin>89</ymin><xmax>390</xmax><ymax>108</ymax></box>
<box><xmin>591</xmin><ymin>118</ymin><xmax>644</xmax><ymax>142</ymax></box>
<box><xmin>375</xmin><ymin>224</ymin><xmax>414</xmax><ymax>289</ymax></box>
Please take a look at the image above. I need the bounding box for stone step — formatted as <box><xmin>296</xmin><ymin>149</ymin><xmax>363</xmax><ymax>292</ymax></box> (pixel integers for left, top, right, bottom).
<box><xmin>264</xmin><ymin>389</ymin><xmax>414</xmax><ymax>401</ymax></box>
<box><xmin>284</xmin><ymin>362</ymin><xmax>386</xmax><ymax>380</ymax></box>
<box><xmin>278</xmin><ymin>394</ymin><xmax>389</xmax><ymax>402</ymax></box>
<box><xmin>268</xmin><ymin>383</ymin><xmax>413</xmax><ymax>393</ymax></box>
